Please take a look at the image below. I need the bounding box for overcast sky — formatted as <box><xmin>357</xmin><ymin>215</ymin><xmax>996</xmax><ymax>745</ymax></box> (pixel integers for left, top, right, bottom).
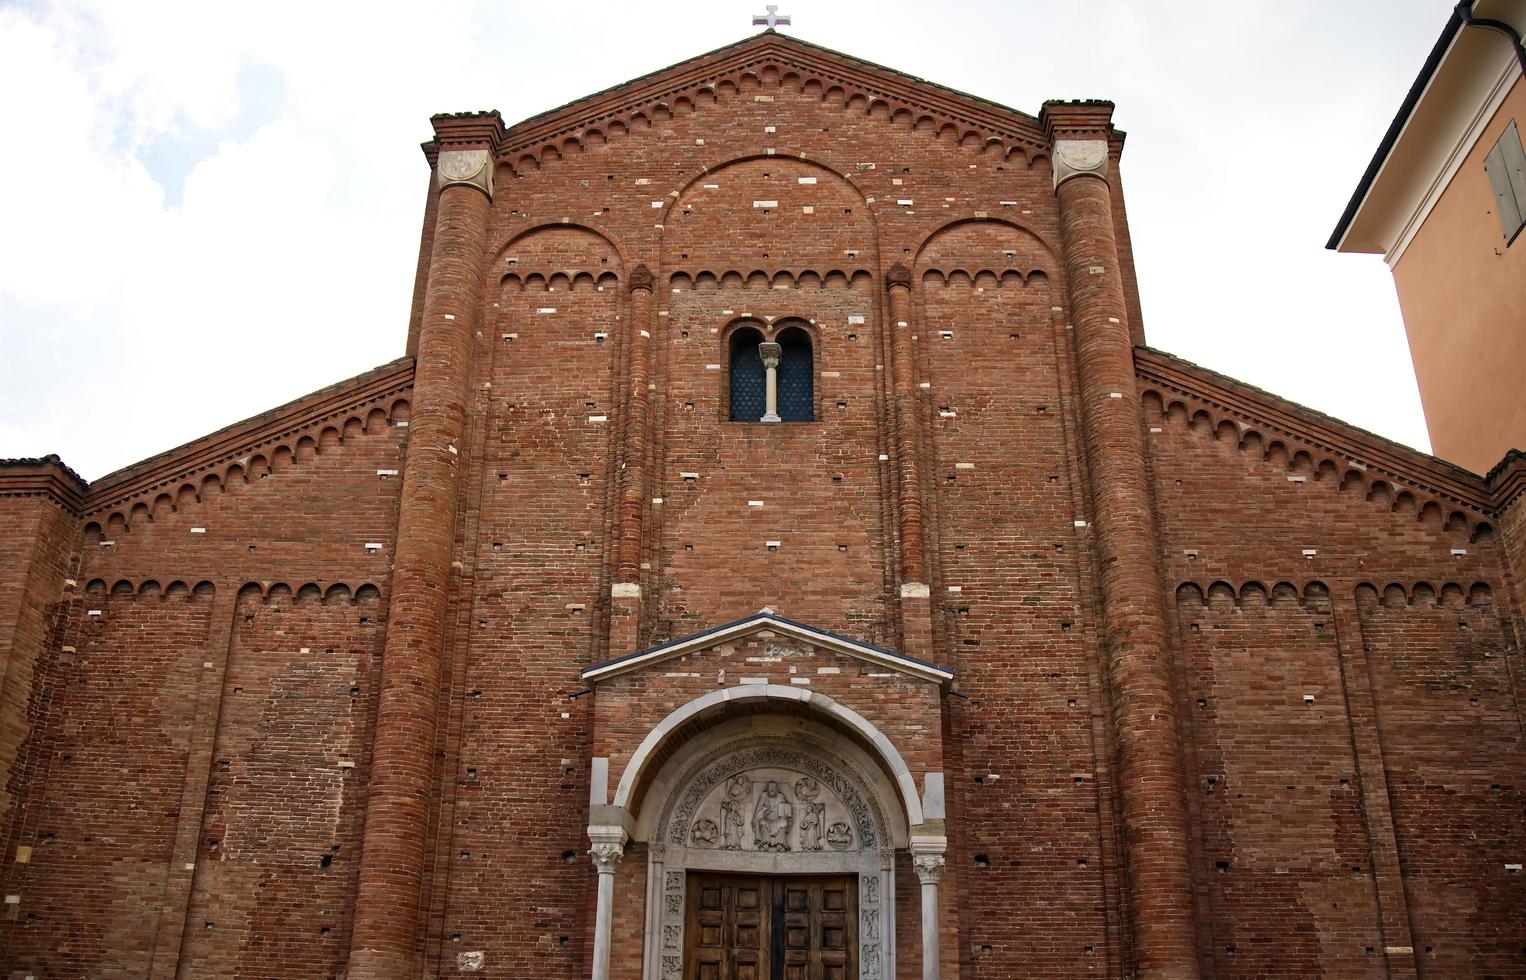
<box><xmin>0</xmin><ymin>0</ymin><xmax>1453</xmax><ymax>480</ymax></box>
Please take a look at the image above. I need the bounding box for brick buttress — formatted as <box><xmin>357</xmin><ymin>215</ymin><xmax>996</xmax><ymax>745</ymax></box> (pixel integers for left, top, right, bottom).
<box><xmin>1044</xmin><ymin>101</ymin><xmax>1201</xmax><ymax>978</ymax></box>
<box><xmin>346</xmin><ymin>112</ymin><xmax>504</xmax><ymax>980</ymax></box>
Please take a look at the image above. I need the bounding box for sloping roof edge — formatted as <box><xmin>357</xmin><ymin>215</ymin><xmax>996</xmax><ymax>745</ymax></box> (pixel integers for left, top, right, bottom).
<box><xmin>492</xmin><ymin>30</ymin><xmax>1067</xmax><ymax>158</ymax></box>
<box><xmin>582</xmin><ymin>610</ymin><xmax>954</xmax><ymax>685</ymax></box>
<box><xmin>1327</xmin><ymin>7</ymin><xmax>1467</xmax><ymax>250</ymax></box>
<box><xmin>84</xmin><ymin>357</ymin><xmax>415</xmax><ymax>513</ymax></box>
<box><xmin>1135</xmin><ymin>346</ymin><xmax>1493</xmax><ymax>512</ymax></box>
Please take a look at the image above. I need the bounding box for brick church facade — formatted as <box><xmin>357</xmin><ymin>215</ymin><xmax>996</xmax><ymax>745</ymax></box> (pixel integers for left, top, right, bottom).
<box><xmin>1</xmin><ymin>31</ymin><xmax>1524</xmax><ymax>979</ymax></box>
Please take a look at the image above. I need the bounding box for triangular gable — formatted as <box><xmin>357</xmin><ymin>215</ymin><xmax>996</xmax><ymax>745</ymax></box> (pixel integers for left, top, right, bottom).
<box><xmin>581</xmin><ymin>610</ymin><xmax>954</xmax><ymax>685</ymax></box>
<box><xmin>490</xmin><ymin>31</ymin><xmax>1068</xmax><ymax>170</ymax></box>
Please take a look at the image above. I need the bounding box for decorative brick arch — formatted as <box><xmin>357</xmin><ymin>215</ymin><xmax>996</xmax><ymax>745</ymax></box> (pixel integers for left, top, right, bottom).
<box><xmin>612</xmin><ymin>684</ymin><xmax>925</xmax><ymax>829</ymax></box>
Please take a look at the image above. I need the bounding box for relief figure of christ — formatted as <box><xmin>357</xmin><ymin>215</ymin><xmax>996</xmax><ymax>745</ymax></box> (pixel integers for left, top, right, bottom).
<box><xmin>752</xmin><ymin>780</ymin><xmax>794</xmax><ymax>851</ymax></box>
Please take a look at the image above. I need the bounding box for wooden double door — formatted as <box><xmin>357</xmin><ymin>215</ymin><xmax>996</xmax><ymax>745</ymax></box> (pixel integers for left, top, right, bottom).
<box><xmin>684</xmin><ymin>872</ymin><xmax>857</xmax><ymax>980</ymax></box>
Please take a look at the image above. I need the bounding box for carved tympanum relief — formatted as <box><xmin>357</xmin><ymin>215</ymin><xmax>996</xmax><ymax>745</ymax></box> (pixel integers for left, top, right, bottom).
<box><xmin>654</xmin><ymin>736</ymin><xmax>889</xmax><ymax>980</ymax></box>
<box><xmin>687</xmin><ymin>767</ymin><xmax>864</xmax><ymax>853</ymax></box>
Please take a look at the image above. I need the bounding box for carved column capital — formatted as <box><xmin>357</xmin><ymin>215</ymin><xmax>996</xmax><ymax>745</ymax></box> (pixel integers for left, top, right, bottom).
<box><xmin>437</xmin><ymin>149</ymin><xmax>495</xmax><ymax>198</ymax></box>
<box><xmin>628</xmin><ymin>264</ymin><xmax>654</xmax><ymax>294</ymax></box>
<box><xmin>1052</xmin><ymin>139</ymin><xmax>1110</xmax><ymax>190</ymax></box>
<box><xmin>885</xmin><ymin>262</ymin><xmax>912</xmax><ymax>291</ymax></box>
<box><xmin>589</xmin><ymin>841</ymin><xmax>625</xmax><ymax>874</ymax></box>
<box><xmin>758</xmin><ymin>341</ymin><xmax>782</xmax><ymax>370</ymax></box>
<box><xmin>912</xmin><ymin>853</ymin><xmax>945</xmax><ymax>885</ymax></box>
<box><xmin>429</xmin><ymin>110</ymin><xmax>504</xmax><ymax>200</ymax></box>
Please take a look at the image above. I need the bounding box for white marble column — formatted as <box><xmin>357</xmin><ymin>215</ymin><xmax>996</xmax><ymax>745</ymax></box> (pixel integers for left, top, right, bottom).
<box><xmin>589</xmin><ymin>839</ymin><xmax>624</xmax><ymax>980</ymax></box>
<box><xmin>912</xmin><ymin>848</ymin><xmax>946</xmax><ymax>980</ymax></box>
<box><xmin>759</xmin><ymin>341</ymin><xmax>782</xmax><ymax>422</ymax></box>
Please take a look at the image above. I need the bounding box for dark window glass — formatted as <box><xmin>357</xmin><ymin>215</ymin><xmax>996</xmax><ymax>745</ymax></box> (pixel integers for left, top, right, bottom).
<box><xmin>729</xmin><ymin>328</ymin><xmax>766</xmax><ymax>422</ymax></box>
<box><xmin>777</xmin><ymin>327</ymin><xmax>814</xmax><ymax>422</ymax></box>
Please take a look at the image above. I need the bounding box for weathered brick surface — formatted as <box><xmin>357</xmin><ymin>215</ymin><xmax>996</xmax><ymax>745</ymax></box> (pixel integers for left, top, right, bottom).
<box><xmin>2</xmin><ymin>584</ymin><xmax>214</xmax><ymax>977</ymax></box>
<box><xmin>1</xmin><ymin>30</ymin><xmax>1523</xmax><ymax>980</ymax></box>
<box><xmin>177</xmin><ymin>584</ymin><xmax>384</xmax><ymax>979</ymax></box>
<box><xmin>0</xmin><ymin>485</ymin><xmax>80</xmax><ymax>841</ymax></box>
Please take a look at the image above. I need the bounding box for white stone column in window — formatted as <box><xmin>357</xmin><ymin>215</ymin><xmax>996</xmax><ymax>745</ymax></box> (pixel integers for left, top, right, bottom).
<box><xmin>588</xmin><ymin>831</ymin><xmax>625</xmax><ymax>980</ymax></box>
<box><xmin>911</xmin><ymin>837</ymin><xmax>947</xmax><ymax>980</ymax></box>
<box><xmin>759</xmin><ymin>341</ymin><xmax>782</xmax><ymax>422</ymax></box>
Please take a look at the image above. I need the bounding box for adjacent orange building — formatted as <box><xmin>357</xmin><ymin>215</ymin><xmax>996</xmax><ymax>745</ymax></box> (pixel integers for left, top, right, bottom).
<box><xmin>1330</xmin><ymin>0</ymin><xmax>1526</xmax><ymax>475</ymax></box>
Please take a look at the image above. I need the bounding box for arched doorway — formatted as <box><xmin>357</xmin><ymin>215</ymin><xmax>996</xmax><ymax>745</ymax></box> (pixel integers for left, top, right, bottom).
<box><xmin>581</xmin><ymin>614</ymin><xmax>952</xmax><ymax>980</ymax></box>
<box><xmin>642</xmin><ymin>723</ymin><xmax>897</xmax><ymax>980</ymax></box>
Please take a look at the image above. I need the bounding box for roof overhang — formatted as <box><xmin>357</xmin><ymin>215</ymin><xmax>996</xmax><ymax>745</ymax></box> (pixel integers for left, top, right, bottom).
<box><xmin>581</xmin><ymin>611</ymin><xmax>954</xmax><ymax>686</ymax></box>
<box><xmin>1328</xmin><ymin>0</ymin><xmax>1525</xmax><ymax>260</ymax></box>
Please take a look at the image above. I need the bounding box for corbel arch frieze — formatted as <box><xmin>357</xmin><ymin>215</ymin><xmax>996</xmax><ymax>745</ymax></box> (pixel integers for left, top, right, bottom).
<box><xmin>486</xmin><ymin>220</ymin><xmax>630</xmax><ymax>286</ymax></box>
<box><xmin>1141</xmin><ymin>382</ymin><xmax>1497</xmax><ymax>544</ymax></box>
<box><xmin>498</xmin><ymin>52</ymin><xmax>1050</xmax><ymax>179</ymax></box>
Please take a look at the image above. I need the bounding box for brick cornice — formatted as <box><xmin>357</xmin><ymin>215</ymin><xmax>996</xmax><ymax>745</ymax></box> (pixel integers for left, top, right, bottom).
<box><xmin>1136</xmin><ymin>346</ymin><xmax>1493</xmax><ymax>513</ymax></box>
<box><xmin>494</xmin><ymin>32</ymin><xmax>1053</xmax><ymax>163</ymax></box>
<box><xmin>0</xmin><ymin>456</ymin><xmax>89</xmax><ymax>514</ymax></box>
<box><xmin>1039</xmin><ymin>99</ymin><xmax>1118</xmax><ymax>140</ymax></box>
<box><xmin>430</xmin><ymin>110</ymin><xmax>506</xmax><ymax>152</ymax></box>
<box><xmin>1486</xmin><ymin>449</ymin><xmax>1526</xmax><ymax>512</ymax></box>
<box><xmin>85</xmin><ymin>357</ymin><xmax>415</xmax><ymax>515</ymax></box>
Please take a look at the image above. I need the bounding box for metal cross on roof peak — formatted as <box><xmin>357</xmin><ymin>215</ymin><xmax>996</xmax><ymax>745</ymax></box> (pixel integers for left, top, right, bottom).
<box><xmin>752</xmin><ymin>5</ymin><xmax>790</xmax><ymax>29</ymax></box>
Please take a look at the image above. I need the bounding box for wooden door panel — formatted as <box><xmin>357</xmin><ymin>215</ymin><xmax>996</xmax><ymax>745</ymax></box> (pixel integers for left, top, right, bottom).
<box><xmin>685</xmin><ymin>873</ymin><xmax>856</xmax><ymax>980</ymax></box>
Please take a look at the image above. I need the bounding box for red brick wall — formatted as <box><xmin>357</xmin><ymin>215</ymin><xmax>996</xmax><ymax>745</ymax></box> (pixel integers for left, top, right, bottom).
<box><xmin>1</xmin><ymin>582</ymin><xmax>214</xmax><ymax>977</ymax></box>
<box><xmin>1173</xmin><ymin>583</ymin><xmax>1381</xmax><ymax>975</ymax></box>
<box><xmin>2</xmin><ymin>38</ymin><xmax>1524</xmax><ymax>980</ymax></box>
<box><xmin>0</xmin><ymin>495</ymin><xmax>79</xmax><ymax>843</ymax></box>
<box><xmin>176</xmin><ymin>583</ymin><xmax>384</xmax><ymax>979</ymax></box>
<box><xmin>1145</xmin><ymin>387</ymin><xmax>1526</xmax><ymax>975</ymax></box>
<box><xmin>1354</xmin><ymin>583</ymin><xmax>1524</xmax><ymax>975</ymax></box>
<box><xmin>0</xmin><ymin>396</ymin><xmax>405</xmax><ymax>976</ymax></box>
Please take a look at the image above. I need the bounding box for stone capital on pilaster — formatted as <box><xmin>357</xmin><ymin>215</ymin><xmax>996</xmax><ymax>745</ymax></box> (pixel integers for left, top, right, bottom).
<box><xmin>437</xmin><ymin>149</ymin><xmax>494</xmax><ymax>198</ymax></box>
<box><xmin>628</xmin><ymin>264</ymin><xmax>654</xmax><ymax>294</ymax></box>
<box><xmin>885</xmin><ymin>262</ymin><xmax>912</xmax><ymax>290</ymax></box>
<box><xmin>429</xmin><ymin>111</ymin><xmax>505</xmax><ymax>199</ymax></box>
<box><xmin>589</xmin><ymin>842</ymin><xmax>623</xmax><ymax>873</ymax></box>
<box><xmin>588</xmin><ymin>824</ymin><xmax>626</xmax><ymax>873</ymax></box>
<box><xmin>1051</xmin><ymin>140</ymin><xmax>1110</xmax><ymax>190</ymax></box>
<box><xmin>912</xmin><ymin>853</ymin><xmax>945</xmax><ymax>885</ymax></box>
<box><xmin>758</xmin><ymin>341</ymin><xmax>782</xmax><ymax>369</ymax></box>
<box><xmin>910</xmin><ymin>833</ymin><xmax>947</xmax><ymax>883</ymax></box>
<box><xmin>1039</xmin><ymin>99</ymin><xmax>1118</xmax><ymax>190</ymax></box>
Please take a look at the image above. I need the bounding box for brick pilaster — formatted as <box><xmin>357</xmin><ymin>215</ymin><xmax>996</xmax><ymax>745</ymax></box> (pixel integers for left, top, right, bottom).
<box><xmin>1329</xmin><ymin>588</ymin><xmax>1419</xmax><ymax>977</ymax></box>
<box><xmin>346</xmin><ymin>111</ymin><xmax>503</xmax><ymax>980</ymax></box>
<box><xmin>610</xmin><ymin>266</ymin><xmax>654</xmax><ymax>656</ymax></box>
<box><xmin>886</xmin><ymin>265</ymin><xmax>934</xmax><ymax>660</ymax></box>
<box><xmin>1045</xmin><ymin>100</ymin><xmax>1200</xmax><ymax>978</ymax></box>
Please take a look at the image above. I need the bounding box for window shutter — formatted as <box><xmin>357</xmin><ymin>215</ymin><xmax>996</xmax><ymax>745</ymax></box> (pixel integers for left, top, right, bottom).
<box><xmin>1485</xmin><ymin>121</ymin><xmax>1525</xmax><ymax>241</ymax></box>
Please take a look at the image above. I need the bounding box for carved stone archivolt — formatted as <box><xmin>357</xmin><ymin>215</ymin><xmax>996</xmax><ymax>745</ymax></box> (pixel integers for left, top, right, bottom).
<box><xmin>648</xmin><ymin>734</ymin><xmax>892</xmax><ymax>980</ymax></box>
<box><xmin>664</xmin><ymin>741</ymin><xmax>880</xmax><ymax>853</ymax></box>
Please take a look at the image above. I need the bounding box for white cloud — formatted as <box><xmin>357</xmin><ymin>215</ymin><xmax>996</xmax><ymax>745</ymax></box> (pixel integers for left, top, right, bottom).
<box><xmin>0</xmin><ymin>0</ymin><xmax>1446</xmax><ymax>477</ymax></box>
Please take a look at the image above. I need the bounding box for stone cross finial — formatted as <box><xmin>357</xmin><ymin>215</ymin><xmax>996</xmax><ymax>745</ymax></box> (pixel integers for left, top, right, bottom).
<box><xmin>753</xmin><ymin>5</ymin><xmax>790</xmax><ymax>29</ymax></box>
